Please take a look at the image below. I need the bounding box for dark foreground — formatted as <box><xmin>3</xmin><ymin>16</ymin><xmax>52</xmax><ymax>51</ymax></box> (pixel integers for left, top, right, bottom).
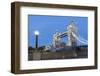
<box><xmin>28</xmin><ymin>45</ymin><xmax>88</xmax><ymax>60</ymax></box>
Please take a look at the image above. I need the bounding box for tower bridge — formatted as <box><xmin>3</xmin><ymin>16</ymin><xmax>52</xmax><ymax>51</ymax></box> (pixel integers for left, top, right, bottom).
<box><xmin>52</xmin><ymin>21</ymin><xmax>87</xmax><ymax>48</ymax></box>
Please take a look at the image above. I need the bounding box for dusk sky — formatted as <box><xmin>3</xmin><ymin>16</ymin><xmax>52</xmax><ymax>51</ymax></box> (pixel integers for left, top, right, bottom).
<box><xmin>28</xmin><ymin>15</ymin><xmax>88</xmax><ymax>47</ymax></box>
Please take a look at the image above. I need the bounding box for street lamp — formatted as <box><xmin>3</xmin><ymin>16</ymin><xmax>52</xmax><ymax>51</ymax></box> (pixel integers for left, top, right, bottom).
<box><xmin>34</xmin><ymin>30</ymin><xmax>39</xmax><ymax>49</ymax></box>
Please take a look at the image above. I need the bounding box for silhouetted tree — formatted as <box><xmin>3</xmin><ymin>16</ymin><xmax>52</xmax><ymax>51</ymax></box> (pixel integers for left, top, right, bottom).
<box><xmin>38</xmin><ymin>46</ymin><xmax>45</xmax><ymax>50</ymax></box>
<box><xmin>28</xmin><ymin>46</ymin><xmax>33</xmax><ymax>50</ymax></box>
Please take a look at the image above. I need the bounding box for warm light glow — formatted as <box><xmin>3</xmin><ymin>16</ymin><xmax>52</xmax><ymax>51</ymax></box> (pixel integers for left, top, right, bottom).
<box><xmin>34</xmin><ymin>30</ymin><xmax>39</xmax><ymax>35</ymax></box>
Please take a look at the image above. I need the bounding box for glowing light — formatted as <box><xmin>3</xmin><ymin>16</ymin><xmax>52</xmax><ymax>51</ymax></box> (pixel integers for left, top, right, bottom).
<box><xmin>34</xmin><ymin>30</ymin><xmax>39</xmax><ymax>35</ymax></box>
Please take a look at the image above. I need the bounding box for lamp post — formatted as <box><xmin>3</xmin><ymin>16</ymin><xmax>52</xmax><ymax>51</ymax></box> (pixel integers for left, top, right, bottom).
<box><xmin>34</xmin><ymin>30</ymin><xmax>39</xmax><ymax>49</ymax></box>
<box><xmin>33</xmin><ymin>30</ymin><xmax>41</xmax><ymax>60</ymax></box>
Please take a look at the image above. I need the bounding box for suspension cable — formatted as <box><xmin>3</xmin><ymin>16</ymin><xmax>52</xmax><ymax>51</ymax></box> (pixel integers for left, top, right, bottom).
<box><xmin>72</xmin><ymin>32</ymin><xmax>88</xmax><ymax>44</ymax></box>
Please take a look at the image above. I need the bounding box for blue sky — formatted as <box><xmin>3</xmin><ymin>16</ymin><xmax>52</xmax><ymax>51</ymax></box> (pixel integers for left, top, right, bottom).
<box><xmin>28</xmin><ymin>15</ymin><xmax>88</xmax><ymax>47</ymax></box>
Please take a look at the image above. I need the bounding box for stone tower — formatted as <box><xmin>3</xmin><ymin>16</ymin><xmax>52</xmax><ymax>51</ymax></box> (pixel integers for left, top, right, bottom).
<box><xmin>67</xmin><ymin>22</ymin><xmax>77</xmax><ymax>46</ymax></box>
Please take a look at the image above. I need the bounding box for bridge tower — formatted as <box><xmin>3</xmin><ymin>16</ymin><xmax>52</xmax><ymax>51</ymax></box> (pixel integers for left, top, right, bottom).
<box><xmin>53</xmin><ymin>32</ymin><xmax>61</xmax><ymax>47</ymax></box>
<box><xmin>67</xmin><ymin>22</ymin><xmax>77</xmax><ymax>46</ymax></box>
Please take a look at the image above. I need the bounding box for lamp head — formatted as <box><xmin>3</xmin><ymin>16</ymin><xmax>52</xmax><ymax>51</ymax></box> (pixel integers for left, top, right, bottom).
<box><xmin>34</xmin><ymin>30</ymin><xmax>39</xmax><ymax>35</ymax></box>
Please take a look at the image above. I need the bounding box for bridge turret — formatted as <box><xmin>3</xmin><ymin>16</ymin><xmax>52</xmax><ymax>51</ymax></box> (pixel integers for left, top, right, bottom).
<box><xmin>53</xmin><ymin>32</ymin><xmax>61</xmax><ymax>47</ymax></box>
<box><xmin>67</xmin><ymin>21</ymin><xmax>77</xmax><ymax>46</ymax></box>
